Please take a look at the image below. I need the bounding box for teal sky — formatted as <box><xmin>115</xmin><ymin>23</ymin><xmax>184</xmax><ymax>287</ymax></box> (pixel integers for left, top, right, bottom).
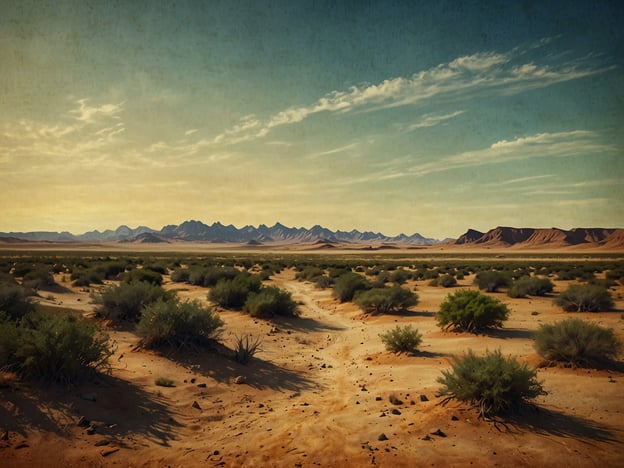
<box><xmin>1</xmin><ymin>0</ymin><xmax>623</xmax><ymax>239</ymax></box>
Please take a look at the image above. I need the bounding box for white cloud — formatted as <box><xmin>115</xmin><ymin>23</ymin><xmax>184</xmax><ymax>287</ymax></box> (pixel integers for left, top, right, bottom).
<box><xmin>213</xmin><ymin>43</ymin><xmax>610</xmax><ymax>145</ymax></box>
<box><xmin>69</xmin><ymin>98</ymin><xmax>124</xmax><ymax>123</ymax></box>
<box><xmin>402</xmin><ymin>111</ymin><xmax>464</xmax><ymax>131</ymax></box>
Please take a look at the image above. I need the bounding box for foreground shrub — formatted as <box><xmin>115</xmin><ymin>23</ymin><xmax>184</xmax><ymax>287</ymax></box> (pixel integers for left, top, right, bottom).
<box><xmin>208</xmin><ymin>273</ymin><xmax>262</xmax><ymax>309</ymax></box>
<box><xmin>93</xmin><ymin>281</ymin><xmax>172</xmax><ymax>322</ymax></box>
<box><xmin>137</xmin><ymin>298</ymin><xmax>223</xmax><ymax>349</ymax></box>
<box><xmin>474</xmin><ymin>271</ymin><xmax>511</xmax><ymax>292</ymax></box>
<box><xmin>437</xmin><ymin>349</ymin><xmax>546</xmax><ymax>418</ymax></box>
<box><xmin>380</xmin><ymin>325</ymin><xmax>422</xmax><ymax>353</ymax></box>
<box><xmin>534</xmin><ymin>318</ymin><xmax>621</xmax><ymax>367</ymax></box>
<box><xmin>232</xmin><ymin>334</ymin><xmax>262</xmax><ymax>364</ymax></box>
<box><xmin>508</xmin><ymin>276</ymin><xmax>554</xmax><ymax>298</ymax></box>
<box><xmin>244</xmin><ymin>286</ymin><xmax>298</xmax><ymax>318</ymax></box>
<box><xmin>554</xmin><ymin>284</ymin><xmax>614</xmax><ymax>312</ymax></box>
<box><xmin>332</xmin><ymin>272</ymin><xmax>371</xmax><ymax>302</ymax></box>
<box><xmin>0</xmin><ymin>312</ymin><xmax>114</xmax><ymax>384</ymax></box>
<box><xmin>354</xmin><ymin>285</ymin><xmax>418</xmax><ymax>314</ymax></box>
<box><xmin>437</xmin><ymin>289</ymin><xmax>509</xmax><ymax>332</ymax></box>
<box><xmin>155</xmin><ymin>377</ymin><xmax>175</xmax><ymax>387</ymax></box>
<box><xmin>0</xmin><ymin>283</ymin><xmax>35</xmax><ymax>320</ymax></box>
<box><xmin>22</xmin><ymin>268</ymin><xmax>56</xmax><ymax>290</ymax></box>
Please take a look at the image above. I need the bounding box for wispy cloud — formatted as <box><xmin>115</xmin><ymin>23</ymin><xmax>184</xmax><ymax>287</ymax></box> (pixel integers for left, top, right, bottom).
<box><xmin>497</xmin><ymin>174</ymin><xmax>556</xmax><ymax>185</ymax></box>
<box><xmin>309</xmin><ymin>143</ymin><xmax>358</xmax><ymax>158</ymax></box>
<box><xmin>69</xmin><ymin>98</ymin><xmax>124</xmax><ymax>123</ymax></box>
<box><xmin>332</xmin><ymin>130</ymin><xmax>617</xmax><ymax>186</ymax></box>
<box><xmin>400</xmin><ymin>111</ymin><xmax>465</xmax><ymax>131</ymax></box>
<box><xmin>213</xmin><ymin>41</ymin><xmax>611</xmax><ymax>144</ymax></box>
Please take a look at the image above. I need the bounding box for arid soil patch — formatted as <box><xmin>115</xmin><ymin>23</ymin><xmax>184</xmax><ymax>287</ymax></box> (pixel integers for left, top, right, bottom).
<box><xmin>2</xmin><ymin>264</ymin><xmax>623</xmax><ymax>467</ymax></box>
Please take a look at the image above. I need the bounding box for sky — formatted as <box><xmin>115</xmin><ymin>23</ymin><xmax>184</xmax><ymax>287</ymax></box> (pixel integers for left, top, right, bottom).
<box><xmin>1</xmin><ymin>0</ymin><xmax>623</xmax><ymax>239</ymax></box>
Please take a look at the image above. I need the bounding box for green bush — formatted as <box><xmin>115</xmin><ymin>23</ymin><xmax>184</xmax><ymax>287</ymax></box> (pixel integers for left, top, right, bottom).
<box><xmin>155</xmin><ymin>377</ymin><xmax>175</xmax><ymax>387</ymax></box>
<box><xmin>437</xmin><ymin>289</ymin><xmax>509</xmax><ymax>332</ymax></box>
<box><xmin>437</xmin><ymin>349</ymin><xmax>546</xmax><ymax>418</ymax></box>
<box><xmin>137</xmin><ymin>298</ymin><xmax>223</xmax><ymax>349</ymax></box>
<box><xmin>534</xmin><ymin>318</ymin><xmax>621</xmax><ymax>367</ymax></box>
<box><xmin>332</xmin><ymin>272</ymin><xmax>371</xmax><ymax>302</ymax></box>
<box><xmin>170</xmin><ymin>268</ymin><xmax>191</xmax><ymax>283</ymax></box>
<box><xmin>244</xmin><ymin>286</ymin><xmax>298</xmax><ymax>318</ymax></box>
<box><xmin>380</xmin><ymin>325</ymin><xmax>422</xmax><ymax>353</ymax></box>
<box><xmin>123</xmin><ymin>268</ymin><xmax>163</xmax><ymax>285</ymax></box>
<box><xmin>93</xmin><ymin>281</ymin><xmax>173</xmax><ymax>322</ymax></box>
<box><xmin>0</xmin><ymin>283</ymin><xmax>35</xmax><ymax>320</ymax></box>
<box><xmin>508</xmin><ymin>276</ymin><xmax>554</xmax><ymax>298</ymax></box>
<box><xmin>0</xmin><ymin>311</ymin><xmax>114</xmax><ymax>384</ymax></box>
<box><xmin>208</xmin><ymin>273</ymin><xmax>262</xmax><ymax>309</ymax></box>
<box><xmin>71</xmin><ymin>269</ymin><xmax>104</xmax><ymax>287</ymax></box>
<box><xmin>390</xmin><ymin>269</ymin><xmax>409</xmax><ymax>285</ymax></box>
<box><xmin>554</xmin><ymin>284</ymin><xmax>614</xmax><ymax>312</ymax></box>
<box><xmin>22</xmin><ymin>267</ymin><xmax>56</xmax><ymax>290</ymax></box>
<box><xmin>354</xmin><ymin>285</ymin><xmax>418</xmax><ymax>314</ymax></box>
<box><xmin>474</xmin><ymin>271</ymin><xmax>511</xmax><ymax>292</ymax></box>
<box><xmin>429</xmin><ymin>274</ymin><xmax>457</xmax><ymax>288</ymax></box>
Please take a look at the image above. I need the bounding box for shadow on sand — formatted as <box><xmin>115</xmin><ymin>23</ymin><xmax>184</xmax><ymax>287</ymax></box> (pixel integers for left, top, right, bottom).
<box><xmin>499</xmin><ymin>406</ymin><xmax>621</xmax><ymax>444</ymax></box>
<box><xmin>487</xmin><ymin>327</ymin><xmax>535</xmax><ymax>340</ymax></box>
<box><xmin>0</xmin><ymin>374</ymin><xmax>181</xmax><ymax>447</ymax></box>
<box><xmin>167</xmin><ymin>344</ymin><xmax>319</xmax><ymax>394</ymax></box>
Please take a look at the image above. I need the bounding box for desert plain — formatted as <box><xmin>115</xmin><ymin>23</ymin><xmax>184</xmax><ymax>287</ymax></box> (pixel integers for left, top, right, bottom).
<box><xmin>1</xmin><ymin>245</ymin><xmax>623</xmax><ymax>468</ymax></box>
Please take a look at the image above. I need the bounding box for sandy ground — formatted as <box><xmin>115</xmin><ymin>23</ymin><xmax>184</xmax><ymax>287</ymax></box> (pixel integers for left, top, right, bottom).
<box><xmin>1</xmin><ymin>266</ymin><xmax>624</xmax><ymax>467</ymax></box>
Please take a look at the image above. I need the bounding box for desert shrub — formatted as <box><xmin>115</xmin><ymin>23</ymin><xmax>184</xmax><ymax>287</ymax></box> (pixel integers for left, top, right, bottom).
<box><xmin>96</xmin><ymin>262</ymin><xmax>127</xmax><ymax>279</ymax></box>
<box><xmin>390</xmin><ymin>269</ymin><xmax>409</xmax><ymax>285</ymax></box>
<box><xmin>137</xmin><ymin>298</ymin><xmax>223</xmax><ymax>349</ymax></box>
<box><xmin>354</xmin><ymin>285</ymin><xmax>418</xmax><ymax>314</ymax></box>
<box><xmin>380</xmin><ymin>325</ymin><xmax>422</xmax><ymax>353</ymax></box>
<box><xmin>437</xmin><ymin>289</ymin><xmax>509</xmax><ymax>332</ymax></box>
<box><xmin>534</xmin><ymin>318</ymin><xmax>621</xmax><ymax>367</ymax></box>
<box><xmin>71</xmin><ymin>269</ymin><xmax>105</xmax><ymax>287</ymax></box>
<box><xmin>208</xmin><ymin>273</ymin><xmax>262</xmax><ymax>309</ymax></box>
<box><xmin>244</xmin><ymin>286</ymin><xmax>298</xmax><ymax>318</ymax></box>
<box><xmin>0</xmin><ymin>283</ymin><xmax>35</xmax><ymax>320</ymax></box>
<box><xmin>315</xmin><ymin>274</ymin><xmax>334</xmax><ymax>289</ymax></box>
<box><xmin>0</xmin><ymin>311</ymin><xmax>114</xmax><ymax>384</ymax></box>
<box><xmin>170</xmin><ymin>268</ymin><xmax>191</xmax><ymax>283</ymax></box>
<box><xmin>554</xmin><ymin>284</ymin><xmax>614</xmax><ymax>312</ymax></box>
<box><xmin>93</xmin><ymin>281</ymin><xmax>173</xmax><ymax>322</ymax></box>
<box><xmin>429</xmin><ymin>274</ymin><xmax>457</xmax><ymax>288</ymax></box>
<box><xmin>474</xmin><ymin>271</ymin><xmax>511</xmax><ymax>292</ymax></box>
<box><xmin>123</xmin><ymin>268</ymin><xmax>163</xmax><ymax>285</ymax></box>
<box><xmin>437</xmin><ymin>349</ymin><xmax>546</xmax><ymax>418</ymax></box>
<box><xmin>295</xmin><ymin>266</ymin><xmax>325</xmax><ymax>282</ymax></box>
<box><xmin>507</xmin><ymin>276</ymin><xmax>554</xmax><ymax>298</ymax></box>
<box><xmin>232</xmin><ymin>334</ymin><xmax>262</xmax><ymax>364</ymax></box>
<box><xmin>332</xmin><ymin>272</ymin><xmax>372</xmax><ymax>302</ymax></box>
<box><xmin>198</xmin><ymin>266</ymin><xmax>239</xmax><ymax>287</ymax></box>
<box><xmin>22</xmin><ymin>267</ymin><xmax>56</xmax><ymax>290</ymax></box>
<box><xmin>155</xmin><ymin>377</ymin><xmax>175</xmax><ymax>387</ymax></box>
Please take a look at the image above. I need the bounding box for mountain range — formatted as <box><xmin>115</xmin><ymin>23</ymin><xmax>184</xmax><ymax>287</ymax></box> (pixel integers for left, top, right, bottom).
<box><xmin>0</xmin><ymin>220</ymin><xmax>439</xmax><ymax>245</ymax></box>
<box><xmin>2</xmin><ymin>222</ymin><xmax>623</xmax><ymax>249</ymax></box>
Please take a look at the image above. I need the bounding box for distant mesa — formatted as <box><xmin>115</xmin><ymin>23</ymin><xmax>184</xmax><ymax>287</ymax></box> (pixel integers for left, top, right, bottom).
<box><xmin>121</xmin><ymin>232</ymin><xmax>169</xmax><ymax>244</ymax></box>
<box><xmin>451</xmin><ymin>227</ymin><xmax>624</xmax><ymax>249</ymax></box>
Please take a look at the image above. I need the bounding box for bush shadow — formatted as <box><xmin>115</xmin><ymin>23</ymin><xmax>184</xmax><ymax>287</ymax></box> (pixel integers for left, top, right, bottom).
<box><xmin>487</xmin><ymin>328</ymin><xmax>535</xmax><ymax>340</ymax></box>
<box><xmin>166</xmin><ymin>344</ymin><xmax>319</xmax><ymax>394</ymax></box>
<box><xmin>270</xmin><ymin>315</ymin><xmax>344</xmax><ymax>333</ymax></box>
<box><xmin>501</xmin><ymin>406</ymin><xmax>621</xmax><ymax>444</ymax></box>
<box><xmin>0</xmin><ymin>373</ymin><xmax>181</xmax><ymax>447</ymax></box>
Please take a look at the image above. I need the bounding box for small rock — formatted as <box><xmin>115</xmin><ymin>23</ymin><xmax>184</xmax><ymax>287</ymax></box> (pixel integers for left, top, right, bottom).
<box><xmin>391</xmin><ymin>409</ymin><xmax>401</xmax><ymax>415</ymax></box>
<box><xmin>190</xmin><ymin>378</ymin><xmax>196</xmax><ymax>384</ymax></box>
<box><xmin>419</xmin><ymin>394</ymin><xmax>429</xmax><ymax>402</ymax></box>
<box><xmin>451</xmin><ymin>415</ymin><xmax>459</xmax><ymax>421</ymax></box>
<box><xmin>430</xmin><ymin>428</ymin><xmax>446</xmax><ymax>437</ymax></box>
<box><xmin>86</xmin><ymin>425</ymin><xmax>96</xmax><ymax>435</ymax></box>
<box><xmin>1</xmin><ymin>431</ymin><xmax>8</xmax><ymax>441</ymax></box>
<box><xmin>101</xmin><ymin>447</ymin><xmax>119</xmax><ymax>457</ymax></box>
<box><xmin>233</xmin><ymin>375</ymin><xmax>246</xmax><ymax>385</ymax></box>
<box><xmin>375</xmin><ymin>396</ymin><xmax>382</xmax><ymax>401</ymax></box>
<box><xmin>377</xmin><ymin>433</ymin><xmax>388</xmax><ymax>441</ymax></box>
<box><xmin>192</xmin><ymin>401</ymin><xmax>201</xmax><ymax>410</ymax></box>
<box><xmin>421</xmin><ymin>434</ymin><xmax>431</xmax><ymax>441</ymax></box>
<box><xmin>94</xmin><ymin>440</ymin><xmax>110</xmax><ymax>447</ymax></box>
<box><xmin>14</xmin><ymin>442</ymin><xmax>29</xmax><ymax>449</ymax></box>
<box><xmin>197</xmin><ymin>383</ymin><xmax>207</xmax><ymax>388</ymax></box>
